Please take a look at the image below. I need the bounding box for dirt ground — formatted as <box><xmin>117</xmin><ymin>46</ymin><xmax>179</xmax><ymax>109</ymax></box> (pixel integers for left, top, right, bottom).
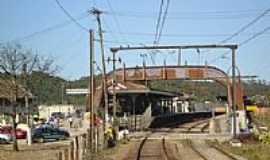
<box><xmin>84</xmin><ymin>140</ymin><xmax>134</xmax><ymax>160</ymax></box>
<box><xmin>0</xmin><ymin>140</ymin><xmax>70</xmax><ymax>160</ymax></box>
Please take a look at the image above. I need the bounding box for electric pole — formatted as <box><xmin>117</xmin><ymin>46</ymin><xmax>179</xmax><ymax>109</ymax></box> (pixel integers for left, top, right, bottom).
<box><xmin>90</xmin><ymin>8</ymin><xmax>109</xmax><ymax>130</ymax></box>
<box><xmin>178</xmin><ymin>49</ymin><xmax>181</xmax><ymax>65</ymax></box>
<box><xmin>232</xmin><ymin>48</ymin><xmax>237</xmax><ymax>139</ymax></box>
<box><xmin>23</xmin><ymin>63</ymin><xmax>32</xmax><ymax>145</ymax></box>
<box><xmin>12</xmin><ymin>51</ymin><xmax>18</xmax><ymax>151</ymax></box>
<box><xmin>89</xmin><ymin>29</ymin><xmax>96</xmax><ymax>152</ymax></box>
<box><xmin>107</xmin><ymin>52</ymin><xmax>121</xmax><ymax>126</ymax></box>
<box><xmin>61</xmin><ymin>83</ymin><xmax>65</xmax><ymax>104</ymax></box>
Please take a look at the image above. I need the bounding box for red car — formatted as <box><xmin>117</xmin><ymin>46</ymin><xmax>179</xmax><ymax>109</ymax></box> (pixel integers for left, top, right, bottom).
<box><xmin>0</xmin><ymin>126</ymin><xmax>27</xmax><ymax>139</ymax></box>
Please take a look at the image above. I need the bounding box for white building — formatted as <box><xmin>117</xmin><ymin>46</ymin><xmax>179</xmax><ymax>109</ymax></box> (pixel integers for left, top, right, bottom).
<box><xmin>38</xmin><ymin>104</ymin><xmax>84</xmax><ymax>119</ymax></box>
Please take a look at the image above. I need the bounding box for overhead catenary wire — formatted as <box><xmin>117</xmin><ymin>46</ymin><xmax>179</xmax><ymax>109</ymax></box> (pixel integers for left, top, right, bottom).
<box><xmin>156</xmin><ymin>0</ymin><xmax>170</xmax><ymax>43</ymax></box>
<box><xmin>209</xmin><ymin>25</ymin><xmax>270</xmax><ymax>64</ymax></box>
<box><xmin>151</xmin><ymin>0</ymin><xmax>170</xmax><ymax>65</ymax></box>
<box><xmin>102</xmin><ymin>18</ymin><xmax>120</xmax><ymax>43</ymax></box>
<box><xmin>208</xmin><ymin>7</ymin><xmax>270</xmax><ymax>63</ymax></box>
<box><xmin>55</xmin><ymin>0</ymin><xmax>89</xmax><ymax>32</ymax></box>
<box><xmin>239</xmin><ymin>26</ymin><xmax>270</xmax><ymax>46</ymax></box>
<box><xmin>94</xmin><ymin>39</ymin><xmax>150</xmax><ymax>45</ymax></box>
<box><xmin>106</xmin><ymin>9</ymin><xmax>267</xmax><ymax>16</ymax></box>
<box><xmin>154</xmin><ymin>0</ymin><xmax>164</xmax><ymax>44</ymax></box>
<box><xmin>105</xmin><ymin>11</ymin><xmax>270</xmax><ymax>20</ymax></box>
<box><xmin>104</xmin><ymin>31</ymin><xmax>270</xmax><ymax>37</ymax></box>
<box><xmin>105</xmin><ymin>0</ymin><xmax>128</xmax><ymax>43</ymax></box>
<box><xmin>220</xmin><ymin>8</ymin><xmax>270</xmax><ymax>43</ymax></box>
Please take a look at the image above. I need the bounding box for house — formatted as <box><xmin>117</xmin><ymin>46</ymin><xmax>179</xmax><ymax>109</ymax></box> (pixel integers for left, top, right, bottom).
<box><xmin>0</xmin><ymin>79</ymin><xmax>35</xmax><ymax>124</ymax></box>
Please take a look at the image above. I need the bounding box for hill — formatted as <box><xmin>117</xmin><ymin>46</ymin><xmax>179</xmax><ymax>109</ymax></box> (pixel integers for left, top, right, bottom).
<box><xmin>23</xmin><ymin>72</ymin><xmax>270</xmax><ymax>106</ymax></box>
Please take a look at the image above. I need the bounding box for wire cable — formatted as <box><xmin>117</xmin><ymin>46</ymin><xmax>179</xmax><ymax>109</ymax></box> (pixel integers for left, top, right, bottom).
<box><xmin>107</xmin><ymin>9</ymin><xmax>264</xmax><ymax>16</ymax></box>
<box><xmin>105</xmin><ymin>0</ymin><xmax>128</xmax><ymax>43</ymax></box>
<box><xmin>104</xmin><ymin>31</ymin><xmax>270</xmax><ymax>37</ymax></box>
<box><xmin>2</xmin><ymin>13</ymin><xmax>88</xmax><ymax>44</ymax></box>
<box><xmin>102</xmin><ymin>18</ymin><xmax>120</xmax><ymax>43</ymax></box>
<box><xmin>156</xmin><ymin>0</ymin><xmax>170</xmax><ymax>43</ymax></box>
<box><xmin>154</xmin><ymin>0</ymin><xmax>164</xmax><ymax>44</ymax></box>
<box><xmin>105</xmin><ymin>11</ymin><xmax>270</xmax><ymax>20</ymax></box>
<box><xmin>209</xmin><ymin>25</ymin><xmax>270</xmax><ymax>64</ymax></box>
<box><xmin>239</xmin><ymin>26</ymin><xmax>270</xmax><ymax>46</ymax></box>
<box><xmin>55</xmin><ymin>0</ymin><xmax>89</xmax><ymax>32</ymax></box>
<box><xmin>208</xmin><ymin>8</ymin><xmax>270</xmax><ymax>63</ymax></box>
<box><xmin>220</xmin><ymin>8</ymin><xmax>270</xmax><ymax>43</ymax></box>
<box><xmin>151</xmin><ymin>0</ymin><xmax>170</xmax><ymax>65</ymax></box>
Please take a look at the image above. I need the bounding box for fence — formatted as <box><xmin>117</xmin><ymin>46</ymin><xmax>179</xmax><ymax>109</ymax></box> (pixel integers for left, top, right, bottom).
<box><xmin>128</xmin><ymin>104</ymin><xmax>152</xmax><ymax>131</ymax></box>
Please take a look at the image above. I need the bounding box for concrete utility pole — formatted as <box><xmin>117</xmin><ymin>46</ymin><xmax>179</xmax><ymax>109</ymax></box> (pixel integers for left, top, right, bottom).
<box><xmin>90</xmin><ymin>8</ymin><xmax>109</xmax><ymax>130</ymax></box>
<box><xmin>107</xmin><ymin>52</ymin><xmax>121</xmax><ymax>126</ymax></box>
<box><xmin>61</xmin><ymin>83</ymin><xmax>65</xmax><ymax>104</ymax></box>
<box><xmin>89</xmin><ymin>29</ymin><xmax>95</xmax><ymax>152</ymax></box>
<box><xmin>177</xmin><ymin>49</ymin><xmax>181</xmax><ymax>65</ymax></box>
<box><xmin>23</xmin><ymin>64</ymin><xmax>32</xmax><ymax>145</ymax></box>
<box><xmin>231</xmin><ymin>48</ymin><xmax>237</xmax><ymax>139</ymax></box>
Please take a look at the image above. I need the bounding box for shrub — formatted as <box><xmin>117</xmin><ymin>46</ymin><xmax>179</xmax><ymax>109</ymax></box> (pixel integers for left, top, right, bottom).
<box><xmin>258</xmin><ymin>132</ymin><xmax>270</xmax><ymax>144</ymax></box>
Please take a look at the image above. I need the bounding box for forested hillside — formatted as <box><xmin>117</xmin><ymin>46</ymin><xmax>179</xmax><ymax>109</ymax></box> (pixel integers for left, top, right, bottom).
<box><xmin>26</xmin><ymin>72</ymin><xmax>270</xmax><ymax>106</ymax></box>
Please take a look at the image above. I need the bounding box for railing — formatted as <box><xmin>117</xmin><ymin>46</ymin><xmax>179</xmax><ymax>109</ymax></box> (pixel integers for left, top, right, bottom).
<box><xmin>128</xmin><ymin>104</ymin><xmax>152</xmax><ymax>131</ymax></box>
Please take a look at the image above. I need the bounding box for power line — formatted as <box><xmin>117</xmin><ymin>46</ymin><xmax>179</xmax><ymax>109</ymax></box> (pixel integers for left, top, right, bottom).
<box><xmin>239</xmin><ymin>26</ymin><xmax>270</xmax><ymax>46</ymax></box>
<box><xmin>220</xmin><ymin>8</ymin><xmax>270</xmax><ymax>43</ymax></box>
<box><xmin>208</xmin><ymin>8</ymin><xmax>270</xmax><ymax>63</ymax></box>
<box><xmin>154</xmin><ymin>0</ymin><xmax>164</xmax><ymax>44</ymax></box>
<box><xmin>104</xmin><ymin>31</ymin><xmax>270</xmax><ymax>37</ymax></box>
<box><xmin>102</xmin><ymin>18</ymin><xmax>120</xmax><ymax>43</ymax></box>
<box><xmin>209</xmin><ymin>25</ymin><xmax>270</xmax><ymax>64</ymax></box>
<box><xmin>106</xmin><ymin>9</ymin><xmax>265</xmax><ymax>16</ymax></box>
<box><xmin>152</xmin><ymin>0</ymin><xmax>170</xmax><ymax>65</ymax></box>
<box><xmin>94</xmin><ymin>39</ymin><xmax>150</xmax><ymax>45</ymax></box>
<box><xmin>105</xmin><ymin>11</ymin><xmax>270</xmax><ymax>20</ymax></box>
<box><xmin>1</xmin><ymin>13</ymin><xmax>88</xmax><ymax>44</ymax></box>
<box><xmin>156</xmin><ymin>0</ymin><xmax>170</xmax><ymax>43</ymax></box>
<box><xmin>105</xmin><ymin>0</ymin><xmax>128</xmax><ymax>43</ymax></box>
<box><xmin>55</xmin><ymin>0</ymin><xmax>89</xmax><ymax>32</ymax></box>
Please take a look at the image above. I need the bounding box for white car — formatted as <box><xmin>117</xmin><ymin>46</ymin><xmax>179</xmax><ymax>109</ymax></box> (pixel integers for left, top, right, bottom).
<box><xmin>0</xmin><ymin>133</ymin><xmax>12</xmax><ymax>142</ymax></box>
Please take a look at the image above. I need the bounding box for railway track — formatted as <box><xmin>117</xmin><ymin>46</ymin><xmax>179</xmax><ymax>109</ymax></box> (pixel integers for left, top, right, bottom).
<box><xmin>124</xmin><ymin>137</ymin><xmax>177</xmax><ymax>160</ymax></box>
<box><xmin>178</xmin><ymin>119</ymin><xmax>210</xmax><ymax>134</ymax></box>
<box><xmin>151</xmin><ymin>118</ymin><xmax>210</xmax><ymax>134</ymax></box>
<box><xmin>186</xmin><ymin>119</ymin><xmax>209</xmax><ymax>133</ymax></box>
<box><xmin>183</xmin><ymin>139</ymin><xmax>240</xmax><ymax>160</ymax></box>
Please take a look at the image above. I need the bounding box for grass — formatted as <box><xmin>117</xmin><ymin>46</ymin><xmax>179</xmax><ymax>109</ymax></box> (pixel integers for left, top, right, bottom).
<box><xmin>214</xmin><ymin>109</ymin><xmax>270</xmax><ymax>160</ymax></box>
<box><xmin>217</xmin><ymin>142</ymin><xmax>270</xmax><ymax>160</ymax></box>
<box><xmin>253</xmin><ymin>111</ymin><xmax>270</xmax><ymax>129</ymax></box>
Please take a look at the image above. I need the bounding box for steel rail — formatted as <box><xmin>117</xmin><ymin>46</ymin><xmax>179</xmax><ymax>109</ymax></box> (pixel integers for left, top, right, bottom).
<box><xmin>186</xmin><ymin>140</ymin><xmax>209</xmax><ymax>160</ymax></box>
<box><xmin>207</xmin><ymin>143</ymin><xmax>240</xmax><ymax>160</ymax></box>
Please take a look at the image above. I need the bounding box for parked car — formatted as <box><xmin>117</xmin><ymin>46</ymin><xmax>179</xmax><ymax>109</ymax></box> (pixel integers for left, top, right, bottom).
<box><xmin>32</xmin><ymin>126</ymin><xmax>70</xmax><ymax>143</ymax></box>
<box><xmin>0</xmin><ymin>126</ymin><xmax>27</xmax><ymax>140</ymax></box>
<box><xmin>51</xmin><ymin>112</ymin><xmax>65</xmax><ymax>119</ymax></box>
<box><xmin>15</xmin><ymin>128</ymin><xmax>27</xmax><ymax>139</ymax></box>
<box><xmin>0</xmin><ymin>132</ymin><xmax>12</xmax><ymax>142</ymax></box>
<box><xmin>0</xmin><ymin>137</ymin><xmax>10</xmax><ymax>144</ymax></box>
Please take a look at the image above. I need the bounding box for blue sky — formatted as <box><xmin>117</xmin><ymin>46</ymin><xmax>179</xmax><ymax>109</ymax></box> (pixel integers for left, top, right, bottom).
<box><xmin>0</xmin><ymin>0</ymin><xmax>270</xmax><ymax>80</ymax></box>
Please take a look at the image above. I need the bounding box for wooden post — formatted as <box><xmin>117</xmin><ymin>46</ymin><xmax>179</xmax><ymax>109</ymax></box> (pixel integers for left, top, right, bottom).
<box><xmin>75</xmin><ymin>137</ymin><xmax>79</xmax><ymax>160</ymax></box>
<box><xmin>70</xmin><ymin>141</ymin><xmax>74</xmax><ymax>160</ymax></box>
<box><xmin>64</xmin><ymin>148</ymin><xmax>69</xmax><ymax>160</ymax></box>
<box><xmin>123</xmin><ymin>63</ymin><xmax>126</xmax><ymax>82</ymax></box>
